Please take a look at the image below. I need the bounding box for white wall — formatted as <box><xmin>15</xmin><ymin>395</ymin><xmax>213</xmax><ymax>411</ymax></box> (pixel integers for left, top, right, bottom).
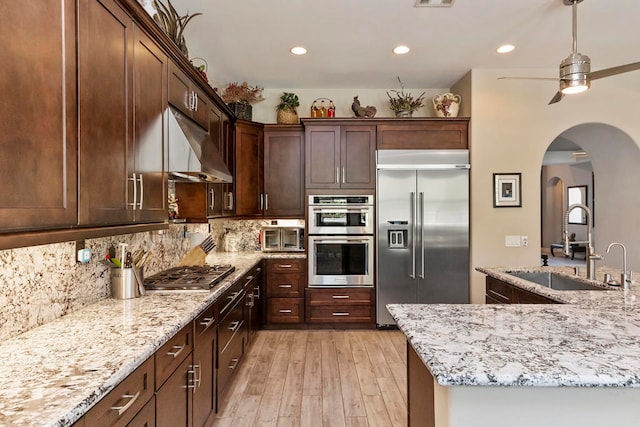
<box><xmin>469</xmin><ymin>68</ymin><xmax>640</xmax><ymax>303</ymax></box>
<box><xmin>251</xmin><ymin>87</ymin><xmax>451</xmax><ymax>124</ymax></box>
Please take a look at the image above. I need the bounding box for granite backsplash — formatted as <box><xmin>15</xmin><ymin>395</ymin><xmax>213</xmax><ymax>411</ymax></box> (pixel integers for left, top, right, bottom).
<box><xmin>0</xmin><ymin>218</ymin><xmax>303</xmax><ymax>342</ymax></box>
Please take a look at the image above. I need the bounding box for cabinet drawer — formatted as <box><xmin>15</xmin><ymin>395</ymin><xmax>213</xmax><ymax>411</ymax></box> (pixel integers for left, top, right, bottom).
<box><xmin>126</xmin><ymin>395</ymin><xmax>155</xmax><ymax>427</ymax></box>
<box><xmin>217</xmin><ymin>325</ymin><xmax>245</xmax><ymax>397</ymax></box>
<box><xmin>194</xmin><ymin>302</ymin><xmax>217</xmax><ymax>348</ymax></box>
<box><xmin>85</xmin><ymin>357</ymin><xmax>154</xmax><ymax>427</ymax></box>
<box><xmin>267</xmin><ymin>258</ymin><xmax>305</xmax><ymax>273</ymax></box>
<box><xmin>155</xmin><ymin>324</ymin><xmax>193</xmax><ymax>390</ymax></box>
<box><xmin>219</xmin><ymin>279</ymin><xmax>245</xmax><ymax>320</ymax></box>
<box><xmin>266</xmin><ymin>272</ymin><xmax>304</xmax><ymax>297</ymax></box>
<box><xmin>218</xmin><ymin>294</ymin><xmax>246</xmax><ymax>353</ymax></box>
<box><xmin>267</xmin><ymin>298</ymin><xmax>304</xmax><ymax>323</ymax></box>
<box><xmin>307</xmin><ymin>306</ymin><xmax>374</xmax><ymax>323</ymax></box>
<box><xmin>306</xmin><ymin>288</ymin><xmax>372</xmax><ymax>305</ymax></box>
<box><xmin>486</xmin><ymin>277</ymin><xmax>512</xmax><ymax>304</ymax></box>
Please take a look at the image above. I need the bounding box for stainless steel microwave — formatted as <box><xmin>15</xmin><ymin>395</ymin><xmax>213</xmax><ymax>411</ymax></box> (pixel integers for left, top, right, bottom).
<box><xmin>261</xmin><ymin>227</ymin><xmax>305</xmax><ymax>252</ymax></box>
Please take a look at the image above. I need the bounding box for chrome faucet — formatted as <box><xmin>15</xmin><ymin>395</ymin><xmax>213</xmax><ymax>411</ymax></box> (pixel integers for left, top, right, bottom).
<box><xmin>606</xmin><ymin>242</ymin><xmax>629</xmax><ymax>287</ymax></box>
<box><xmin>563</xmin><ymin>203</ymin><xmax>601</xmax><ymax>280</ymax></box>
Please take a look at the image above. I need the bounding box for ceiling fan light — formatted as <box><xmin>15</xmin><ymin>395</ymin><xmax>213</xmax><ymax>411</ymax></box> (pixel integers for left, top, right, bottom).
<box><xmin>559</xmin><ymin>53</ymin><xmax>591</xmax><ymax>94</ymax></box>
<box><xmin>560</xmin><ymin>77</ymin><xmax>589</xmax><ymax>94</ymax></box>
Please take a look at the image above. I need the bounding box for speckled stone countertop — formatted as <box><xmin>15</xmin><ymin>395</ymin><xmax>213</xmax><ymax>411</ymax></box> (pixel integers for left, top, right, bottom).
<box><xmin>0</xmin><ymin>251</ymin><xmax>304</xmax><ymax>427</ymax></box>
<box><xmin>388</xmin><ymin>265</ymin><xmax>640</xmax><ymax>388</ymax></box>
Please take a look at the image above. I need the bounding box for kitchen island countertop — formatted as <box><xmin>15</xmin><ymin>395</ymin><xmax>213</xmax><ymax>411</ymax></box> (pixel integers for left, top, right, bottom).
<box><xmin>0</xmin><ymin>251</ymin><xmax>303</xmax><ymax>427</ymax></box>
<box><xmin>388</xmin><ymin>265</ymin><xmax>640</xmax><ymax>388</ymax></box>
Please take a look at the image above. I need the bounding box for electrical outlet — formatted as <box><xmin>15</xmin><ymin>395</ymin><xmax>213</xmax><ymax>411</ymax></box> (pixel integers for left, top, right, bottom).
<box><xmin>505</xmin><ymin>235</ymin><xmax>521</xmax><ymax>247</ymax></box>
<box><xmin>521</xmin><ymin>236</ymin><xmax>529</xmax><ymax>247</ymax></box>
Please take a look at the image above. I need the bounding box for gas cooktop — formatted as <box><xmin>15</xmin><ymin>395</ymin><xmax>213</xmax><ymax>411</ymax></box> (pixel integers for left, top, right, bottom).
<box><xmin>143</xmin><ymin>265</ymin><xmax>236</xmax><ymax>291</ymax></box>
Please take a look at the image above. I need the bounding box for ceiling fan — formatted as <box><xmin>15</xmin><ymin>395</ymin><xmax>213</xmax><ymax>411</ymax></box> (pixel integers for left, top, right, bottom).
<box><xmin>500</xmin><ymin>0</ymin><xmax>640</xmax><ymax>105</ymax></box>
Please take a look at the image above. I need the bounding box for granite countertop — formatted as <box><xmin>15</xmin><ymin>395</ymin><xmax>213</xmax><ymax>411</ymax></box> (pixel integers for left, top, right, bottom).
<box><xmin>388</xmin><ymin>265</ymin><xmax>640</xmax><ymax>388</ymax></box>
<box><xmin>0</xmin><ymin>251</ymin><xmax>304</xmax><ymax>427</ymax></box>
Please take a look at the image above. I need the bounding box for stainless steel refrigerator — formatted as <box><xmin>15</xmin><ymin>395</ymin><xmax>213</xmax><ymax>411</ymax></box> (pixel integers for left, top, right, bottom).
<box><xmin>376</xmin><ymin>150</ymin><xmax>470</xmax><ymax>326</ymax></box>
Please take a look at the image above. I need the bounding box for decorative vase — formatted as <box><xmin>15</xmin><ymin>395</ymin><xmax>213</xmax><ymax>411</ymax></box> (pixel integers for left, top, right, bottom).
<box><xmin>228</xmin><ymin>102</ymin><xmax>252</xmax><ymax>120</ymax></box>
<box><xmin>277</xmin><ymin>108</ymin><xmax>299</xmax><ymax>124</ymax></box>
<box><xmin>395</xmin><ymin>110</ymin><xmax>413</xmax><ymax>118</ymax></box>
<box><xmin>433</xmin><ymin>93</ymin><xmax>461</xmax><ymax>118</ymax></box>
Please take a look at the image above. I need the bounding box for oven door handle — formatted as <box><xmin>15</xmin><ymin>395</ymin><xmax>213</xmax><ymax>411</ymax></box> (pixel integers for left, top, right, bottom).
<box><xmin>312</xmin><ymin>238</ymin><xmax>371</xmax><ymax>244</ymax></box>
<box><xmin>312</xmin><ymin>208</ymin><xmax>369</xmax><ymax>213</ymax></box>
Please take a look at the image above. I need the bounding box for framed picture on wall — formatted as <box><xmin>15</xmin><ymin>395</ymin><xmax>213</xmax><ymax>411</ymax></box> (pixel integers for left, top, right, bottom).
<box><xmin>493</xmin><ymin>173</ymin><xmax>522</xmax><ymax>208</ymax></box>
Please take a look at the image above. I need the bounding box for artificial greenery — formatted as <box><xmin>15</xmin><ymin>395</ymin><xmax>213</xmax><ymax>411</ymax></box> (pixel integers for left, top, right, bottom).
<box><xmin>219</xmin><ymin>82</ymin><xmax>264</xmax><ymax>104</ymax></box>
<box><xmin>152</xmin><ymin>0</ymin><xmax>201</xmax><ymax>56</ymax></box>
<box><xmin>386</xmin><ymin>77</ymin><xmax>426</xmax><ymax>114</ymax></box>
<box><xmin>276</xmin><ymin>92</ymin><xmax>300</xmax><ymax>111</ymax></box>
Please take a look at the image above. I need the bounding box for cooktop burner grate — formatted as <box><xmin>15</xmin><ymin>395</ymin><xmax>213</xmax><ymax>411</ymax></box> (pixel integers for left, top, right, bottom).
<box><xmin>143</xmin><ymin>264</ymin><xmax>236</xmax><ymax>290</ymax></box>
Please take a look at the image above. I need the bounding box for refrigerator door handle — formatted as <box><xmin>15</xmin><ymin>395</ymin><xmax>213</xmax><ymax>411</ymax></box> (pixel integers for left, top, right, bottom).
<box><xmin>410</xmin><ymin>192</ymin><xmax>416</xmax><ymax>279</ymax></box>
<box><xmin>419</xmin><ymin>191</ymin><xmax>425</xmax><ymax>279</ymax></box>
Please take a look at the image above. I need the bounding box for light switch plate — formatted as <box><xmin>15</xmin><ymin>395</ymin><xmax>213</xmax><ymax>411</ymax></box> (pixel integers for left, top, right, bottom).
<box><xmin>505</xmin><ymin>235</ymin><xmax>521</xmax><ymax>247</ymax></box>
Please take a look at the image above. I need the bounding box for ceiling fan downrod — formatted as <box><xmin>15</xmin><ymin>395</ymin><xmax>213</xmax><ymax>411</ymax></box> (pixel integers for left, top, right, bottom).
<box><xmin>559</xmin><ymin>0</ymin><xmax>590</xmax><ymax>95</ymax></box>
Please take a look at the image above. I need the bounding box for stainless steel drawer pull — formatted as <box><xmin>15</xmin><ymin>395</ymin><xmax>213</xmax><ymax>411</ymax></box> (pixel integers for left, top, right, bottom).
<box><xmin>229</xmin><ymin>357</ymin><xmax>240</xmax><ymax>370</ymax></box>
<box><xmin>187</xmin><ymin>364</ymin><xmax>201</xmax><ymax>389</ymax></box>
<box><xmin>167</xmin><ymin>344</ymin><xmax>186</xmax><ymax>358</ymax></box>
<box><xmin>279</xmin><ymin>309</ymin><xmax>293</xmax><ymax>313</ymax></box>
<box><xmin>332</xmin><ymin>312</ymin><xmax>350</xmax><ymax>316</ymax></box>
<box><xmin>199</xmin><ymin>316</ymin><xmax>216</xmax><ymax>330</ymax></box>
<box><xmin>111</xmin><ymin>391</ymin><xmax>140</xmax><ymax>416</ymax></box>
<box><xmin>332</xmin><ymin>295</ymin><xmax>350</xmax><ymax>299</ymax></box>
<box><xmin>278</xmin><ymin>284</ymin><xmax>292</xmax><ymax>288</ymax></box>
<box><xmin>228</xmin><ymin>320</ymin><xmax>241</xmax><ymax>332</ymax></box>
<box><xmin>279</xmin><ymin>264</ymin><xmax>293</xmax><ymax>268</ymax></box>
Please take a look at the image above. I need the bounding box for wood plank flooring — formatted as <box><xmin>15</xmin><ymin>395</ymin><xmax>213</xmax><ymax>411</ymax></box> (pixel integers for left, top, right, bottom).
<box><xmin>213</xmin><ymin>330</ymin><xmax>408</xmax><ymax>427</ymax></box>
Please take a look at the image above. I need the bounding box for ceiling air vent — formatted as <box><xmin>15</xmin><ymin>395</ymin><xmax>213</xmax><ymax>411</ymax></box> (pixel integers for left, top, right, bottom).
<box><xmin>415</xmin><ymin>0</ymin><xmax>455</xmax><ymax>7</ymax></box>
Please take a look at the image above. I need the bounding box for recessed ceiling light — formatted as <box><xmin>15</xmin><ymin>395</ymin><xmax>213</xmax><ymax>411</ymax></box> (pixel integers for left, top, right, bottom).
<box><xmin>497</xmin><ymin>44</ymin><xmax>515</xmax><ymax>54</ymax></box>
<box><xmin>393</xmin><ymin>45</ymin><xmax>410</xmax><ymax>55</ymax></box>
<box><xmin>290</xmin><ymin>46</ymin><xmax>307</xmax><ymax>55</ymax></box>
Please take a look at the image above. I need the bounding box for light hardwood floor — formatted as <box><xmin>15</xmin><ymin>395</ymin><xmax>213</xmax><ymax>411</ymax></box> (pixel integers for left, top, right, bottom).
<box><xmin>213</xmin><ymin>329</ymin><xmax>408</xmax><ymax>427</ymax></box>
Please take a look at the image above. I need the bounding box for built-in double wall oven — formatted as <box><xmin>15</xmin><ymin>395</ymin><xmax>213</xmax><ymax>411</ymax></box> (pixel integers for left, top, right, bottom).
<box><xmin>307</xmin><ymin>195</ymin><xmax>374</xmax><ymax>287</ymax></box>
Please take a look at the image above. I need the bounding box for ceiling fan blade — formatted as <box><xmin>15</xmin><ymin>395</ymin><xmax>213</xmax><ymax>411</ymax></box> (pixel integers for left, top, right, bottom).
<box><xmin>548</xmin><ymin>91</ymin><xmax>564</xmax><ymax>105</ymax></box>
<box><xmin>589</xmin><ymin>62</ymin><xmax>640</xmax><ymax>80</ymax></box>
<box><xmin>498</xmin><ymin>77</ymin><xmax>557</xmax><ymax>81</ymax></box>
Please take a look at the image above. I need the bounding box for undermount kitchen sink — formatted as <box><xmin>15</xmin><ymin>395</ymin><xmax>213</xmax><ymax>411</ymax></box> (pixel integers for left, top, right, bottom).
<box><xmin>506</xmin><ymin>271</ymin><xmax>610</xmax><ymax>291</ymax></box>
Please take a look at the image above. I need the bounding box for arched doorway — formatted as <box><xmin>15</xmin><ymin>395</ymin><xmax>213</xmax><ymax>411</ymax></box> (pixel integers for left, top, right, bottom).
<box><xmin>540</xmin><ymin>123</ymin><xmax>640</xmax><ymax>272</ymax></box>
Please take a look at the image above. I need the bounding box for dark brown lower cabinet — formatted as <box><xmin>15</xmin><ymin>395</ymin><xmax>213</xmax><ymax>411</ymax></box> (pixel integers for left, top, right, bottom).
<box><xmin>485</xmin><ymin>276</ymin><xmax>558</xmax><ymax>304</ymax></box>
<box><xmin>217</xmin><ymin>289</ymin><xmax>247</xmax><ymax>409</ymax></box>
<box><xmin>305</xmin><ymin>288</ymin><xmax>375</xmax><ymax>324</ymax></box>
<box><xmin>192</xmin><ymin>304</ymin><xmax>217</xmax><ymax>427</ymax></box>
<box><xmin>155</xmin><ymin>355</ymin><xmax>193</xmax><ymax>427</ymax></box>
<box><xmin>407</xmin><ymin>343</ymin><xmax>435</xmax><ymax>427</ymax></box>
<box><xmin>127</xmin><ymin>396</ymin><xmax>155</xmax><ymax>427</ymax></box>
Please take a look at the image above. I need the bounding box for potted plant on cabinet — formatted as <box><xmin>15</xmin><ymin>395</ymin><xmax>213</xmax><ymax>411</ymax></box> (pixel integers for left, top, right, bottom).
<box><xmin>386</xmin><ymin>77</ymin><xmax>426</xmax><ymax>117</ymax></box>
<box><xmin>219</xmin><ymin>82</ymin><xmax>264</xmax><ymax>120</ymax></box>
<box><xmin>276</xmin><ymin>92</ymin><xmax>300</xmax><ymax>124</ymax></box>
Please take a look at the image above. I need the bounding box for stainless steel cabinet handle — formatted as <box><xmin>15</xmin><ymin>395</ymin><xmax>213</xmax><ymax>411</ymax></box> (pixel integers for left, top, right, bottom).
<box><xmin>246</xmin><ymin>294</ymin><xmax>254</xmax><ymax>307</ymax></box>
<box><xmin>332</xmin><ymin>312</ymin><xmax>350</xmax><ymax>316</ymax></box>
<box><xmin>199</xmin><ymin>316</ymin><xmax>216</xmax><ymax>331</ymax></box>
<box><xmin>187</xmin><ymin>364</ymin><xmax>201</xmax><ymax>389</ymax></box>
<box><xmin>279</xmin><ymin>264</ymin><xmax>292</xmax><ymax>268</ymax></box>
<box><xmin>167</xmin><ymin>343</ymin><xmax>186</xmax><ymax>358</ymax></box>
<box><xmin>209</xmin><ymin>188</ymin><xmax>215</xmax><ymax>210</ymax></box>
<box><xmin>228</xmin><ymin>320</ymin><xmax>241</xmax><ymax>332</ymax></box>
<box><xmin>111</xmin><ymin>391</ymin><xmax>140</xmax><ymax>416</ymax></box>
<box><xmin>279</xmin><ymin>309</ymin><xmax>293</xmax><ymax>313</ymax></box>
<box><xmin>410</xmin><ymin>192</ymin><xmax>416</xmax><ymax>279</ymax></box>
<box><xmin>194</xmin><ymin>92</ymin><xmax>198</xmax><ymax>110</ymax></box>
<box><xmin>129</xmin><ymin>173</ymin><xmax>137</xmax><ymax>210</ymax></box>
<box><xmin>254</xmin><ymin>285</ymin><xmax>260</xmax><ymax>299</ymax></box>
<box><xmin>260</xmin><ymin>193</ymin><xmax>264</xmax><ymax>211</ymax></box>
<box><xmin>229</xmin><ymin>358</ymin><xmax>240</xmax><ymax>370</ymax></box>
<box><xmin>278</xmin><ymin>284</ymin><xmax>292</xmax><ymax>288</ymax></box>
<box><xmin>265</xmin><ymin>193</ymin><xmax>269</xmax><ymax>211</ymax></box>
<box><xmin>332</xmin><ymin>295</ymin><xmax>350</xmax><ymax>299</ymax></box>
<box><xmin>336</xmin><ymin>167</ymin><xmax>339</xmax><ymax>184</ymax></box>
<box><xmin>226</xmin><ymin>192</ymin><xmax>234</xmax><ymax>210</ymax></box>
<box><xmin>342</xmin><ymin>167</ymin><xmax>345</xmax><ymax>184</ymax></box>
<box><xmin>138</xmin><ymin>174</ymin><xmax>144</xmax><ymax>209</ymax></box>
<box><xmin>419</xmin><ymin>191</ymin><xmax>425</xmax><ymax>279</ymax></box>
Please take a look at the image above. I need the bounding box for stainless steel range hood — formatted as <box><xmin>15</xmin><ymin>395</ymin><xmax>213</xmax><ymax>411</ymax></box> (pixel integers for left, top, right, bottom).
<box><xmin>167</xmin><ymin>106</ymin><xmax>232</xmax><ymax>183</ymax></box>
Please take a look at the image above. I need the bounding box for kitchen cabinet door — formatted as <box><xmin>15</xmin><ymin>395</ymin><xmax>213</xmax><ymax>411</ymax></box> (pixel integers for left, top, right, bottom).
<box><xmin>340</xmin><ymin>125</ymin><xmax>376</xmax><ymax>188</ymax></box>
<box><xmin>132</xmin><ymin>27</ymin><xmax>167</xmax><ymax>223</ymax></box>
<box><xmin>222</xmin><ymin>113</ymin><xmax>235</xmax><ymax>216</ymax></box>
<box><xmin>264</xmin><ymin>125</ymin><xmax>305</xmax><ymax>217</ymax></box>
<box><xmin>305</xmin><ymin>125</ymin><xmax>341</xmax><ymax>189</ymax></box>
<box><xmin>305</xmin><ymin>124</ymin><xmax>375</xmax><ymax>189</ymax></box>
<box><xmin>234</xmin><ymin>120</ymin><xmax>264</xmax><ymax>216</ymax></box>
<box><xmin>155</xmin><ymin>354</ymin><xmax>194</xmax><ymax>427</ymax></box>
<box><xmin>0</xmin><ymin>0</ymin><xmax>78</xmax><ymax>231</ymax></box>
<box><xmin>78</xmin><ymin>0</ymin><xmax>133</xmax><ymax>225</ymax></box>
<box><xmin>168</xmin><ymin>61</ymin><xmax>208</xmax><ymax>129</ymax></box>
<box><xmin>192</xmin><ymin>304</ymin><xmax>217</xmax><ymax>427</ymax></box>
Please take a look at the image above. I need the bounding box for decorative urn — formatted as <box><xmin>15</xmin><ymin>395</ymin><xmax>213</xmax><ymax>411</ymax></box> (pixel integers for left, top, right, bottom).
<box><xmin>433</xmin><ymin>93</ymin><xmax>461</xmax><ymax>118</ymax></box>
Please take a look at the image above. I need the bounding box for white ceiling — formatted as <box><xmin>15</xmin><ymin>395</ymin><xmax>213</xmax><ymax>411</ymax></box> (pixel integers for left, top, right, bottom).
<box><xmin>171</xmin><ymin>0</ymin><xmax>640</xmax><ymax>90</ymax></box>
